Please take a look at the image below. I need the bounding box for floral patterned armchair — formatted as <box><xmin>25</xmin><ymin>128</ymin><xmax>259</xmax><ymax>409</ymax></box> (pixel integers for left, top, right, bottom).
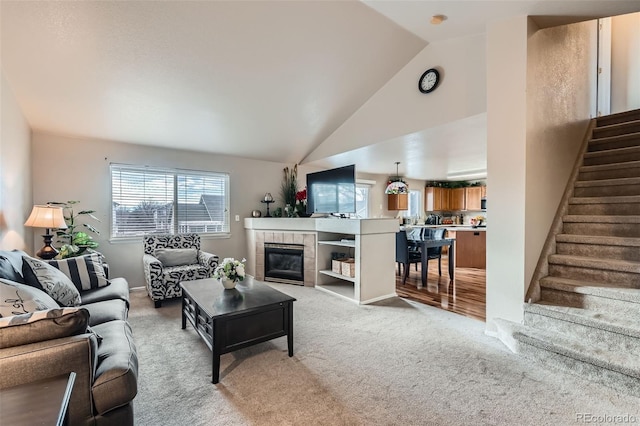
<box><xmin>142</xmin><ymin>234</ymin><xmax>218</xmax><ymax>307</ymax></box>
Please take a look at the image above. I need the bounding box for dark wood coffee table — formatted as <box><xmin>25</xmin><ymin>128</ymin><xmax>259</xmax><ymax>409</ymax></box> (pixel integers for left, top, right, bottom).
<box><xmin>180</xmin><ymin>276</ymin><xmax>296</xmax><ymax>383</ymax></box>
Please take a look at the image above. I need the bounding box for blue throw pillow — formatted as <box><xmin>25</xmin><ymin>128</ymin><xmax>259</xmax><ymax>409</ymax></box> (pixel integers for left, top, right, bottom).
<box><xmin>0</xmin><ymin>256</ymin><xmax>25</xmax><ymax>284</ymax></box>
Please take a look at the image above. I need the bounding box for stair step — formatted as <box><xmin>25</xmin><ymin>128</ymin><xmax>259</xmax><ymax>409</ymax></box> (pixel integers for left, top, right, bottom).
<box><xmin>596</xmin><ymin>109</ymin><xmax>640</xmax><ymax>127</ymax></box>
<box><xmin>540</xmin><ymin>276</ymin><xmax>640</xmax><ymax>302</ymax></box>
<box><xmin>548</xmin><ymin>254</ymin><xmax>640</xmax><ymax>286</ymax></box>
<box><xmin>540</xmin><ymin>276</ymin><xmax>640</xmax><ymax>314</ymax></box>
<box><xmin>570</xmin><ymin>195</ymin><xmax>640</xmax><ymax>204</ymax></box>
<box><xmin>563</xmin><ymin>214</ymin><xmax>640</xmax><ymax>223</ymax></box>
<box><xmin>583</xmin><ymin>145</ymin><xmax>640</xmax><ymax>166</ymax></box>
<box><xmin>526</xmin><ymin>302</ymin><xmax>640</xmax><ymax>339</ymax></box>
<box><xmin>590</xmin><ymin>134</ymin><xmax>640</xmax><ymax>156</ymax></box>
<box><xmin>556</xmin><ymin>234</ymin><xmax>640</xmax><ymax>247</ymax></box>
<box><xmin>511</xmin><ymin>323</ymin><xmax>640</xmax><ymax>396</ymax></box>
<box><xmin>568</xmin><ymin>195</ymin><xmax>640</xmax><ymax>215</ymax></box>
<box><xmin>549</xmin><ymin>254</ymin><xmax>640</xmax><ymax>274</ymax></box>
<box><xmin>524</xmin><ymin>302</ymin><xmax>640</xmax><ymax>351</ymax></box>
<box><xmin>574</xmin><ymin>177</ymin><xmax>640</xmax><ymax>197</ymax></box>
<box><xmin>591</xmin><ymin>123</ymin><xmax>640</xmax><ymax>142</ymax></box>
<box><xmin>556</xmin><ymin>234</ymin><xmax>640</xmax><ymax>260</ymax></box>
<box><xmin>579</xmin><ymin>160</ymin><xmax>640</xmax><ymax>181</ymax></box>
<box><xmin>562</xmin><ymin>215</ymin><xmax>640</xmax><ymax>237</ymax></box>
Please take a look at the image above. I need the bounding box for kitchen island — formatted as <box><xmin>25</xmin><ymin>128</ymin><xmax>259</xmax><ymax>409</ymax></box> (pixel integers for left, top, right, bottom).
<box><xmin>404</xmin><ymin>225</ymin><xmax>486</xmax><ymax>269</ymax></box>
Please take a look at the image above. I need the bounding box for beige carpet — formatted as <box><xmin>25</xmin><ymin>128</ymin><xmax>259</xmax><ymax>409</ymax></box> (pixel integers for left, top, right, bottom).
<box><xmin>129</xmin><ymin>284</ymin><xmax>639</xmax><ymax>425</ymax></box>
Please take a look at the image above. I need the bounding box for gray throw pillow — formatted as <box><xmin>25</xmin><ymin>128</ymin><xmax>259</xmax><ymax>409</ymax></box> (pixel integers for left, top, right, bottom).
<box><xmin>155</xmin><ymin>248</ymin><xmax>198</xmax><ymax>267</ymax></box>
<box><xmin>22</xmin><ymin>257</ymin><xmax>82</xmax><ymax>307</ymax></box>
<box><xmin>0</xmin><ymin>279</ymin><xmax>60</xmax><ymax>317</ymax></box>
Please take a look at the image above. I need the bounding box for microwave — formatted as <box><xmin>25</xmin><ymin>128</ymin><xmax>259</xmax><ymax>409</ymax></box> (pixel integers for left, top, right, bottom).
<box><xmin>481</xmin><ymin>198</ymin><xmax>487</xmax><ymax>210</ymax></box>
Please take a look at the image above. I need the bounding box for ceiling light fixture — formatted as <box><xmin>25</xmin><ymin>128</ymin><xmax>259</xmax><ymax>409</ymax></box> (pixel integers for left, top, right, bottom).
<box><xmin>385</xmin><ymin>162</ymin><xmax>408</xmax><ymax>194</ymax></box>
<box><xmin>430</xmin><ymin>15</ymin><xmax>446</xmax><ymax>25</ymax></box>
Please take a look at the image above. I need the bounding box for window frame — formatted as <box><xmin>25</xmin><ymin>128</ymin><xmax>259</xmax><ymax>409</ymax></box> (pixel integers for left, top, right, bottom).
<box><xmin>109</xmin><ymin>163</ymin><xmax>230</xmax><ymax>241</ymax></box>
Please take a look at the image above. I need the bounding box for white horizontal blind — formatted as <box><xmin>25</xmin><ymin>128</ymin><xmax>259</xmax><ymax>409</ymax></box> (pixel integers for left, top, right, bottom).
<box><xmin>110</xmin><ymin>164</ymin><xmax>229</xmax><ymax>238</ymax></box>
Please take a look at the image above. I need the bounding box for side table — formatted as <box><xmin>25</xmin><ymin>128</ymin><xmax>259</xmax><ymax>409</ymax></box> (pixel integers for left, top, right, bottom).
<box><xmin>0</xmin><ymin>372</ymin><xmax>76</xmax><ymax>426</ymax></box>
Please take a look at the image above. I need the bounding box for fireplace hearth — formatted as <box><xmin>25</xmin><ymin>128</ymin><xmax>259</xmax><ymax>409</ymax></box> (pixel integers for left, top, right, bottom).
<box><xmin>264</xmin><ymin>243</ymin><xmax>304</xmax><ymax>285</ymax></box>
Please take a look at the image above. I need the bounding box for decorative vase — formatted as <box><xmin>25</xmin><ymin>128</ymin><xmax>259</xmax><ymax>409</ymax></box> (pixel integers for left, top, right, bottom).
<box><xmin>220</xmin><ymin>277</ymin><xmax>238</xmax><ymax>289</ymax></box>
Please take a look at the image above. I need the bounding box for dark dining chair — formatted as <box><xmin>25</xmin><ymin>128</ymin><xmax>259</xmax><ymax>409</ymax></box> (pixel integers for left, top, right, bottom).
<box><xmin>424</xmin><ymin>228</ymin><xmax>447</xmax><ymax>277</ymax></box>
<box><xmin>395</xmin><ymin>231</ymin><xmax>421</xmax><ymax>284</ymax></box>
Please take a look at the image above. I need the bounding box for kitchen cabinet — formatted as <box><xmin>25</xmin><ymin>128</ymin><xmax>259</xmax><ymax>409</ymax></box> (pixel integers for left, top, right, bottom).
<box><xmin>425</xmin><ymin>185</ymin><xmax>487</xmax><ymax>211</ymax></box>
<box><xmin>455</xmin><ymin>230</ymin><xmax>486</xmax><ymax>269</ymax></box>
<box><xmin>425</xmin><ymin>187</ymin><xmax>449</xmax><ymax>211</ymax></box>
<box><xmin>465</xmin><ymin>187</ymin><xmax>483</xmax><ymax>211</ymax></box>
<box><xmin>449</xmin><ymin>188</ymin><xmax>465</xmax><ymax>211</ymax></box>
<box><xmin>387</xmin><ymin>193</ymin><xmax>408</xmax><ymax>210</ymax></box>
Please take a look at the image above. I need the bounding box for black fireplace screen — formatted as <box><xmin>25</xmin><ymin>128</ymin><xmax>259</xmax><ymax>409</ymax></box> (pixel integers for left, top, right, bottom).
<box><xmin>264</xmin><ymin>243</ymin><xmax>304</xmax><ymax>284</ymax></box>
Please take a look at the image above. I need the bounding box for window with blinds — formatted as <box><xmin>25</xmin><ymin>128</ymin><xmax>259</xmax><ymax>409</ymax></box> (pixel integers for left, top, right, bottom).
<box><xmin>110</xmin><ymin>164</ymin><xmax>230</xmax><ymax>238</ymax></box>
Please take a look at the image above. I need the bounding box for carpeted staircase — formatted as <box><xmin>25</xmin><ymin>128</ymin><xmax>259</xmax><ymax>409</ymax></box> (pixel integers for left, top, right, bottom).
<box><xmin>497</xmin><ymin>109</ymin><xmax>640</xmax><ymax>396</ymax></box>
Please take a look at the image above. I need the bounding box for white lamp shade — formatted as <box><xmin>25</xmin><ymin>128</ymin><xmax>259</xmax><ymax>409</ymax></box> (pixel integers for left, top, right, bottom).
<box><xmin>24</xmin><ymin>205</ymin><xmax>68</xmax><ymax>229</ymax></box>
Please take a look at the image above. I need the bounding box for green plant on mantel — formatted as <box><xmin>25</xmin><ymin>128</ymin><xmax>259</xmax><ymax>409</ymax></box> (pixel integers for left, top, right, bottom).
<box><xmin>281</xmin><ymin>164</ymin><xmax>298</xmax><ymax>209</ymax></box>
<box><xmin>425</xmin><ymin>180</ymin><xmax>485</xmax><ymax>188</ymax></box>
<box><xmin>49</xmin><ymin>200</ymin><xmax>100</xmax><ymax>258</ymax></box>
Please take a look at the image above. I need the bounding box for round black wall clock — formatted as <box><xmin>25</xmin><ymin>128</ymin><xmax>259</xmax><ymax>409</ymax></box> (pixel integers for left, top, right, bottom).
<box><xmin>418</xmin><ymin>68</ymin><xmax>440</xmax><ymax>94</ymax></box>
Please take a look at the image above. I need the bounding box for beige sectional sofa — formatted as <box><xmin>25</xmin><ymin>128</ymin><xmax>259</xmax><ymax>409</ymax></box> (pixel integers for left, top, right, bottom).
<box><xmin>0</xmin><ymin>250</ymin><xmax>138</xmax><ymax>425</ymax></box>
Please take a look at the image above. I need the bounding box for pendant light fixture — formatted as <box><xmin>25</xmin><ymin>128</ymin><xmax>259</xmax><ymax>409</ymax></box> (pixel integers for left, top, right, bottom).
<box><xmin>385</xmin><ymin>162</ymin><xmax>408</xmax><ymax>194</ymax></box>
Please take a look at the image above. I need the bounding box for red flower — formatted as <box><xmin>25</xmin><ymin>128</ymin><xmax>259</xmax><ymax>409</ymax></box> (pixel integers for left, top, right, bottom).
<box><xmin>295</xmin><ymin>188</ymin><xmax>307</xmax><ymax>202</ymax></box>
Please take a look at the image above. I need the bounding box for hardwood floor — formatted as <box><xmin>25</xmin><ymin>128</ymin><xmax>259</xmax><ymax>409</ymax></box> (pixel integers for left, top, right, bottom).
<box><xmin>395</xmin><ymin>255</ymin><xmax>486</xmax><ymax>322</ymax></box>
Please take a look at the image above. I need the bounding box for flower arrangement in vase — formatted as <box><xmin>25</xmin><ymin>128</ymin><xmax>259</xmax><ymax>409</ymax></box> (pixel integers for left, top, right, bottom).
<box><xmin>213</xmin><ymin>257</ymin><xmax>246</xmax><ymax>289</ymax></box>
<box><xmin>295</xmin><ymin>187</ymin><xmax>311</xmax><ymax>217</ymax></box>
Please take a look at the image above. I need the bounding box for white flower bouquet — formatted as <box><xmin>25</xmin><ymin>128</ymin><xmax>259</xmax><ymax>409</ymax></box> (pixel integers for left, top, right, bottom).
<box><xmin>213</xmin><ymin>257</ymin><xmax>246</xmax><ymax>282</ymax></box>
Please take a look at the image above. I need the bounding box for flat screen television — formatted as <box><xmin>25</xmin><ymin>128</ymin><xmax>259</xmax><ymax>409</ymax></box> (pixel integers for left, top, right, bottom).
<box><xmin>306</xmin><ymin>165</ymin><xmax>356</xmax><ymax>215</ymax></box>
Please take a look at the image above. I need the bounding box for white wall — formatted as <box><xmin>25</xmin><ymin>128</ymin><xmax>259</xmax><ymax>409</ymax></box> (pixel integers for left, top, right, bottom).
<box><xmin>611</xmin><ymin>12</ymin><xmax>640</xmax><ymax>113</ymax></box>
<box><xmin>31</xmin><ymin>132</ymin><xmax>299</xmax><ymax>287</ymax></box>
<box><xmin>0</xmin><ymin>72</ymin><xmax>32</xmax><ymax>251</ymax></box>
<box><xmin>525</xmin><ymin>20</ymin><xmax>597</xmax><ymax>295</ymax></box>
<box><xmin>486</xmin><ymin>17</ymin><xmax>598</xmax><ymax>332</ymax></box>
<box><xmin>304</xmin><ymin>34</ymin><xmax>487</xmax><ymax>162</ymax></box>
<box><xmin>486</xmin><ymin>16</ymin><xmax>530</xmax><ymax>331</ymax></box>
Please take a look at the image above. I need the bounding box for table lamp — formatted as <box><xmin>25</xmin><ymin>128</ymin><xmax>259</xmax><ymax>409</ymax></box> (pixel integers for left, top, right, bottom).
<box><xmin>24</xmin><ymin>205</ymin><xmax>68</xmax><ymax>259</ymax></box>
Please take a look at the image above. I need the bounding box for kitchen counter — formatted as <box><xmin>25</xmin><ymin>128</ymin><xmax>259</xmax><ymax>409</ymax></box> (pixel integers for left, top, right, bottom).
<box><xmin>402</xmin><ymin>225</ymin><xmax>486</xmax><ymax>232</ymax></box>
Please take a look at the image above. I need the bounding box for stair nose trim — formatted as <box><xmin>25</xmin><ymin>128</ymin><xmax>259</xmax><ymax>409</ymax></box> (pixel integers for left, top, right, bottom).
<box><xmin>548</xmin><ymin>254</ymin><xmax>640</xmax><ymax>274</ymax></box>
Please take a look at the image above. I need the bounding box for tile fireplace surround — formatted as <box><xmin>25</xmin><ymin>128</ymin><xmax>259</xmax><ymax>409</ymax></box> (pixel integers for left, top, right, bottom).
<box><xmin>254</xmin><ymin>231</ymin><xmax>316</xmax><ymax>287</ymax></box>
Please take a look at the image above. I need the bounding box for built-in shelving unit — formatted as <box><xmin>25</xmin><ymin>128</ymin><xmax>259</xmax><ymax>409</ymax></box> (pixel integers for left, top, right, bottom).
<box><xmin>245</xmin><ymin>217</ymin><xmax>398</xmax><ymax>305</ymax></box>
<box><xmin>316</xmin><ymin>233</ymin><xmax>358</xmax><ymax>301</ymax></box>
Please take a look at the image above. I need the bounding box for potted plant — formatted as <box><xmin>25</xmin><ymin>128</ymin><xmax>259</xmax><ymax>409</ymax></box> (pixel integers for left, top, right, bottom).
<box><xmin>49</xmin><ymin>200</ymin><xmax>100</xmax><ymax>258</ymax></box>
<box><xmin>281</xmin><ymin>165</ymin><xmax>298</xmax><ymax>213</ymax></box>
<box><xmin>213</xmin><ymin>257</ymin><xmax>246</xmax><ymax>289</ymax></box>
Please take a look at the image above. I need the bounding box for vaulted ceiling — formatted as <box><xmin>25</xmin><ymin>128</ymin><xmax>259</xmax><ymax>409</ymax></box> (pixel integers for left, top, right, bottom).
<box><xmin>2</xmin><ymin>1</ymin><xmax>639</xmax><ymax>180</ymax></box>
